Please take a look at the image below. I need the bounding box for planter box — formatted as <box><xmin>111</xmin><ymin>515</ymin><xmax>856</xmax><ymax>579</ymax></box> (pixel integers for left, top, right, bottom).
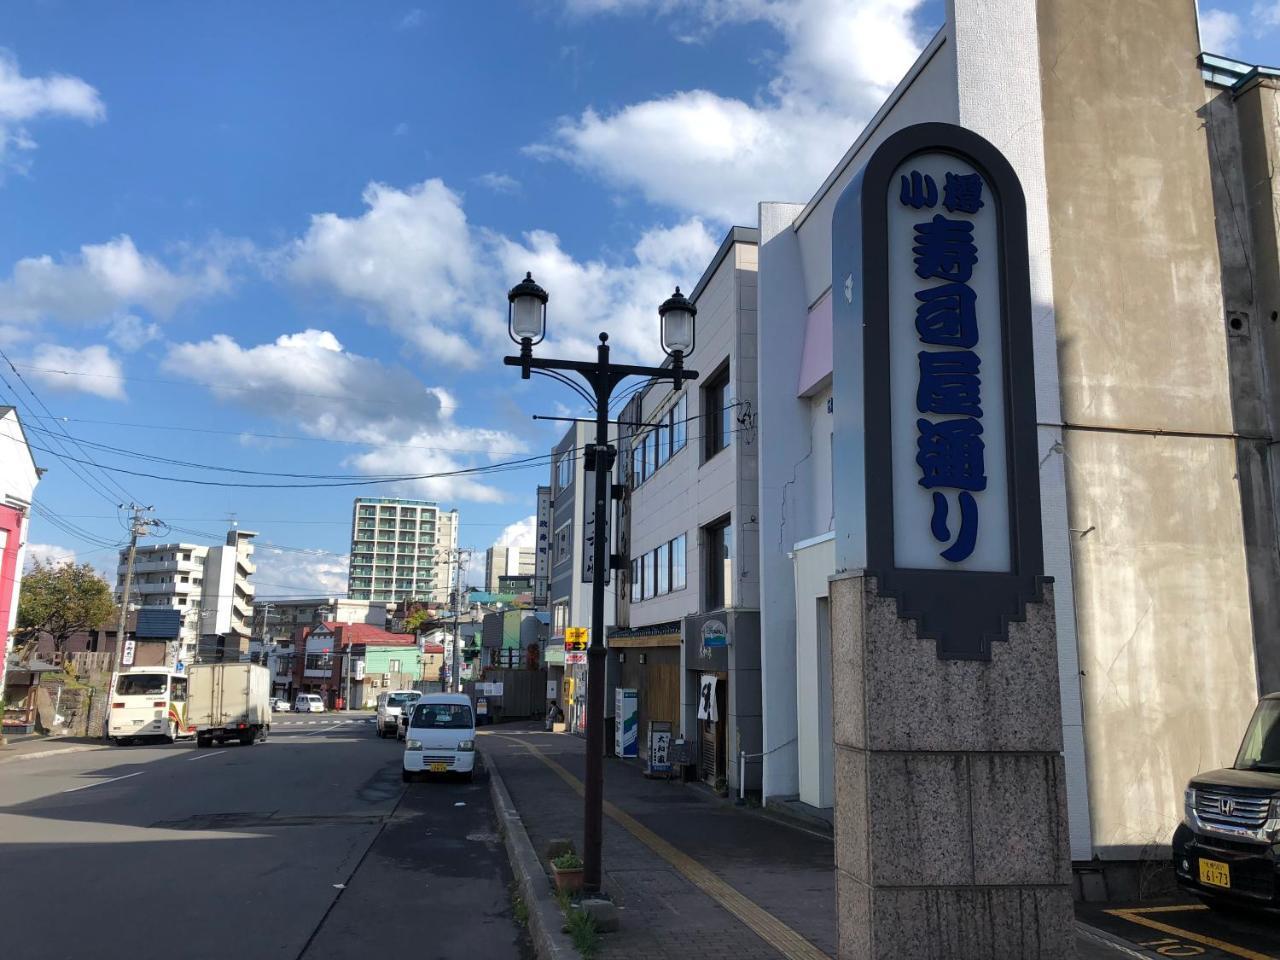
<box><xmin>551</xmin><ymin>864</ymin><xmax>584</xmax><ymax>894</ymax></box>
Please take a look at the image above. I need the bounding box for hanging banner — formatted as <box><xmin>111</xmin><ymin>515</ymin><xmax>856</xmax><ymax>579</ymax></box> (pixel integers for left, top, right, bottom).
<box><xmin>697</xmin><ymin>674</ymin><xmax>719</xmax><ymax>722</ymax></box>
<box><xmin>534</xmin><ymin>485</ymin><xmax>552</xmax><ymax>605</ymax></box>
<box><xmin>122</xmin><ymin>639</ymin><xmax>136</xmax><ymax>667</ymax></box>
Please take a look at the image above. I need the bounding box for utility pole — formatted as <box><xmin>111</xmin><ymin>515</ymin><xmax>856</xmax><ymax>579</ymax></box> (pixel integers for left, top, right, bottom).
<box><xmin>445</xmin><ymin>547</ymin><xmax>472</xmax><ymax>692</ymax></box>
<box><xmin>108</xmin><ymin>504</ymin><xmax>160</xmax><ymax>737</ymax></box>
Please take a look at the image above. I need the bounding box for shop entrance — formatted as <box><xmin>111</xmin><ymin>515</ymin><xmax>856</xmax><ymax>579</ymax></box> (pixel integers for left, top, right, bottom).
<box><xmin>697</xmin><ymin>673</ymin><xmax>727</xmax><ymax>787</ymax></box>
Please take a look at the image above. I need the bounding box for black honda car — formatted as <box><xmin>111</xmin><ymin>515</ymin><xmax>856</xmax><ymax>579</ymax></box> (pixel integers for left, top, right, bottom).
<box><xmin>1173</xmin><ymin>694</ymin><xmax>1280</xmax><ymax>908</ymax></box>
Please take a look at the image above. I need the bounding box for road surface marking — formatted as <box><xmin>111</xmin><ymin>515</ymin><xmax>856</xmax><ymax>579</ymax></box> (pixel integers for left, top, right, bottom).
<box><xmin>185</xmin><ymin>751</ymin><xmax>219</xmax><ymax>761</ymax></box>
<box><xmin>490</xmin><ymin>733</ymin><xmax>831</xmax><ymax>960</ymax></box>
<box><xmin>1104</xmin><ymin>906</ymin><xmax>1273</xmax><ymax>960</ymax></box>
<box><xmin>61</xmin><ymin>771</ymin><xmax>143</xmax><ymax>793</ymax></box>
<box><xmin>306</xmin><ymin>723</ymin><xmax>347</xmax><ymax>736</ymax></box>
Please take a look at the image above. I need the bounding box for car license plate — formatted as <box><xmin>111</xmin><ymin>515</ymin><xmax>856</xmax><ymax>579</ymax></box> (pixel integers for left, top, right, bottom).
<box><xmin>429</xmin><ymin>763</ymin><xmax>448</xmax><ymax>773</ymax></box>
<box><xmin>1199</xmin><ymin>858</ymin><xmax>1231</xmax><ymax>889</ymax></box>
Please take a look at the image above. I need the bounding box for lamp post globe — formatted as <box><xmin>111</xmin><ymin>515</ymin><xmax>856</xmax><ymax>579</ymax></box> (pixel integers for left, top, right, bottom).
<box><xmin>658</xmin><ymin>286</ymin><xmax>696</xmax><ymax>359</ymax></box>
<box><xmin>507</xmin><ymin>271</ymin><xmax>549</xmax><ymax>345</ymax></box>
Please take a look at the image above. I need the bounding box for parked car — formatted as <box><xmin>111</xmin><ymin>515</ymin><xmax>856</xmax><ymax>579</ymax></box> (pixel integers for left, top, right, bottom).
<box><xmin>396</xmin><ymin>692</ymin><xmax>424</xmax><ymax>740</ymax></box>
<box><xmin>294</xmin><ymin>693</ymin><xmax>325</xmax><ymax>713</ymax></box>
<box><xmin>271</xmin><ymin>697</ymin><xmax>290</xmax><ymax>712</ymax></box>
<box><xmin>403</xmin><ymin>693</ymin><xmax>475</xmax><ymax>782</ymax></box>
<box><xmin>376</xmin><ymin>689</ymin><xmax>420</xmax><ymax>738</ymax></box>
<box><xmin>1172</xmin><ymin>693</ymin><xmax>1280</xmax><ymax>909</ymax></box>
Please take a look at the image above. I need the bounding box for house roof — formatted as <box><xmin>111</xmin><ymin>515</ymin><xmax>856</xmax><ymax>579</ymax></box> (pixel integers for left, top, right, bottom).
<box><xmin>314</xmin><ymin>621</ymin><xmax>417</xmax><ymax>647</ymax></box>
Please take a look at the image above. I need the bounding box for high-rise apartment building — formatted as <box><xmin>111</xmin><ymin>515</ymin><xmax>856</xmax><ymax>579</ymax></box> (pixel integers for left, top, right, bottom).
<box><xmin>116</xmin><ymin>527</ymin><xmax>257</xmax><ymax>663</ymax></box>
<box><xmin>484</xmin><ymin>545</ymin><xmax>536</xmax><ymax>593</ymax></box>
<box><xmin>347</xmin><ymin>498</ymin><xmax>458</xmax><ymax>605</ymax></box>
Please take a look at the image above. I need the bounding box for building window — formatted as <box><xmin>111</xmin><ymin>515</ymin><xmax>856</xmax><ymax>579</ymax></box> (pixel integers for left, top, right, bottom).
<box><xmin>555</xmin><ymin>522</ymin><xmax>571</xmax><ymax>563</ymax></box>
<box><xmin>644</xmin><ymin>551</ymin><xmax>657</xmax><ymax>600</ymax></box>
<box><xmin>671</xmin><ymin>393</ymin><xmax>687</xmax><ymax>455</ymax></box>
<box><xmin>704</xmin><ymin>516</ymin><xmax>733</xmax><ymax>610</ymax></box>
<box><xmin>654</xmin><ymin>420</ymin><xmax>668</xmax><ymax>470</ymax></box>
<box><xmin>656</xmin><ymin>541</ymin><xmax>669</xmax><ymax>595</ymax></box>
<box><xmin>644</xmin><ymin>431</ymin><xmax>658</xmax><ymax>481</ymax></box>
<box><xmin>555</xmin><ymin>452</ymin><xmax>573</xmax><ymax>492</ymax></box>
<box><xmin>389</xmin><ymin>658</ymin><xmax>401</xmax><ymax>672</ymax></box>
<box><xmin>671</xmin><ymin>533</ymin><xmax>686</xmax><ymax>591</ymax></box>
<box><xmin>552</xmin><ymin>601</ymin><xmax>569</xmax><ymax>634</ymax></box>
<box><xmin>703</xmin><ymin>364</ymin><xmax>732</xmax><ymax>459</ymax></box>
<box><xmin>305</xmin><ymin>653</ymin><xmax>330</xmax><ymax>671</ymax></box>
<box><xmin>630</xmin><ymin>558</ymin><xmax>642</xmax><ymax>603</ymax></box>
<box><xmin>631</xmin><ymin>437</ymin><xmax>644</xmax><ymax>488</ymax></box>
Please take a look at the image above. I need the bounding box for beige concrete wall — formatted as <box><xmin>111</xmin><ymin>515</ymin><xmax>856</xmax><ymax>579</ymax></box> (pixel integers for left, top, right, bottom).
<box><xmin>1038</xmin><ymin>0</ymin><xmax>1259</xmax><ymax>856</ymax></box>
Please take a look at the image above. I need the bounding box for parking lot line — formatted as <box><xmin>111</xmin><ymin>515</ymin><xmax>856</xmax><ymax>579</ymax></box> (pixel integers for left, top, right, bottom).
<box><xmin>1104</xmin><ymin>906</ymin><xmax>1274</xmax><ymax>960</ymax></box>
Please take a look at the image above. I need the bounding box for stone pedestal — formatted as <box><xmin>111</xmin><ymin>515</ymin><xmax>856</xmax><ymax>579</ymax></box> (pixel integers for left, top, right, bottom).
<box><xmin>831</xmin><ymin>571</ymin><xmax>1072</xmax><ymax>960</ymax></box>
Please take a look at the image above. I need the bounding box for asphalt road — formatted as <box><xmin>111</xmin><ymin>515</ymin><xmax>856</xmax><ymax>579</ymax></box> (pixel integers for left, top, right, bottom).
<box><xmin>0</xmin><ymin>717</ymin><xmax>531</xmax><ymax>960</ymax></box>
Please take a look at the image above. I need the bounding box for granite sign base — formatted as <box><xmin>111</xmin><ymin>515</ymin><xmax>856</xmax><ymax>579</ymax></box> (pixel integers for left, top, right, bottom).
<box><xmin>830</xmin><ymin>571</ymin><xmax>1073</xmax><ymax>960</ymax></box>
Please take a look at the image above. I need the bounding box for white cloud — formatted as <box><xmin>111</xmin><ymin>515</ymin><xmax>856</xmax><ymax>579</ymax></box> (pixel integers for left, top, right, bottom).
<box><xmin>0</xmin><ymin>234</ymin><xmax>238</xmax><ymax>328</ymax></box>
<box><xmin>393</xmin><ymin>121</ymin><xmax>410</xmax><ymax>136</ymax></box>
<box><xmin>397</xmin><ymin>8</ymin><xmax>426</xmax><ymax>30</ymax></box>
<box><xmin>528</xmin><ymin>0</ymin><xmax>928</xmax><ymax>222</ymax></box>
<box><xmin>495</xmin><ymin>515</ymin><xmax>536</xmax><ymax>548</ymax></box>
<box><xmin>25</xmin><ymin>542</ymin><xmax>76</xmax><ymax>568</ymax></box>
<box><xmin>283</xmin><ymin>177</ymin><xmax>716</xmax><ymax>368</ymax></box>
<box><xmin>285</xmin><ymin>179</ymin><xmax>483</xmax><ymax>365</ymax></box>
<box><xmin>162</xmin><ymin>329</ymin><xmax>527</xmax><ymax>503</ymax></box>
<box><xmin>476</xmin><ymin>172</ymin><xmax>521</xmax><ymax>194</ymax></box>
<box><xmin>0</xmin><ymin>50</ymin><xmax>104</xmax><ymax>176</ymax></box>
<box><xmin>254</xmin><ymin>547</ymin><xmax>350</xmax><ymax>598</ymax></box>
<box><xmin>26</xmin><ymin>343</ymin><xmax>125</xmax><ymax>399</ymax></box>
<box><xmin>1252</xmin><ymin>0</ymin><xmax>1280</xmax><ymax>27</ymax></box>
<box><xmin>1200</xmin><ymin>8</ymin><xmax>1242</xmax><ymax>49</ymax></box>
<box><xmin>107</xmin><ymin>314</ymin><xmax>161</xmax><ymax>351</ymax></box>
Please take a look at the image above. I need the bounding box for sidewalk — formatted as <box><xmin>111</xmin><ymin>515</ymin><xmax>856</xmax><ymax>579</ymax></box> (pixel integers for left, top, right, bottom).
<box><xmin>0</xmin><ymin>734</ymin><xmax>105</xmax><ymax>763</ymax></box>
<box><xmin>481</xmin><ymin>725</ymin><xmax>1137</xmax><ymax>960</ymax></box>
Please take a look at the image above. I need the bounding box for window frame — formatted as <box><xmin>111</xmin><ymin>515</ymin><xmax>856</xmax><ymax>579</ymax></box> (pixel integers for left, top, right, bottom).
<box><xmin>702</xmin><ymin>364</ymin><xmax>732</xmax><ymax>460</ymax></box>
<box><xmin>703</xmin><ymin>516</ymin><xmax>733</xmax><ymax>611</ymax></box>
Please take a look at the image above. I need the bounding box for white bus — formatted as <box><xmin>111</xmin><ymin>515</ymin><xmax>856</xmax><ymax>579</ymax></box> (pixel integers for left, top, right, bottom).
<box><xmin>108</xmin><ymin>667</ymin><xmax>194</xmax><ymax>745</ymax></box>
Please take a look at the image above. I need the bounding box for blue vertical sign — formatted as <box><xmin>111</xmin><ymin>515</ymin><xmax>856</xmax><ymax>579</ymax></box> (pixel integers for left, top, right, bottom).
<box><xmin>831</xmin><ymin>123</ymin><xmax>1044</xmax><ymax>661</ymax></box>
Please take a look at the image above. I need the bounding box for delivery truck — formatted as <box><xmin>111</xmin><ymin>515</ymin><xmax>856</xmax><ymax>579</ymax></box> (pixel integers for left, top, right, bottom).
<box><xmin>187</xmin><ymin>662</ymin><xmax>272</xmax><ymax>748</ymax></box>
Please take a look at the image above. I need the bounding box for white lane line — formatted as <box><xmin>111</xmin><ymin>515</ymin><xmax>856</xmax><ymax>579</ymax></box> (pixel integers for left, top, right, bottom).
<box><xmin>306</xmin><ymin>723</ymin><xmax>346</xmax><ymax>737</ymax></box>
<box><xmin>185</xmin><ymin>751</ymin><xmax>219</xmax><ymax>761</ymax></box>
<box><xmin>61</xmin><ymin>771</ymin><xmax>144</xmax><ymax>793</ymax></box>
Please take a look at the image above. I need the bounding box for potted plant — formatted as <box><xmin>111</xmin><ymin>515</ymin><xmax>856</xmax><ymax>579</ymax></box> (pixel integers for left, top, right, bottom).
<box><xmin>551</xmin><ymin>851</ymin><xmax>584</xmax><ymax>894</ymax></box>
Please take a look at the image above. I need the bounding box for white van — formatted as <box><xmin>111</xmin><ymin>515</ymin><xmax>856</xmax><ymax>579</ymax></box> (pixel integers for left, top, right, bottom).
<box><xmin>376</xmin><ymin>689</ymin><xmax>420</xmax><ymax>738</ymax></box>
<box><xmin>293</xmin><ymin>693</ymin><xmax>324</xmax><ymax>713</ymax></box>
<box><xmin>402</xmin><ymin>692</ymin><xmax>476</xmax><ymax>782</ymax></box>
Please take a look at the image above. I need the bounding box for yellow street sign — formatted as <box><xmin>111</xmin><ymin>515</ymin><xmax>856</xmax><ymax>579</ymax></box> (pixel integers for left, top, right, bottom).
<box><xmin>565</xmin><ymin>627</ymin><xmax>588</xmax><ymax>650</ymax></box>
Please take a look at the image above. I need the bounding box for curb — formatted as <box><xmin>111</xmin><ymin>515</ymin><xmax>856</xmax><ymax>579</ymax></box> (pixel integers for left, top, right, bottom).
<box><xmin>485</xmin><ymin>748</ymin><xmax>577</xmax><ymax>960</ymax></box>
<box><xmin>1074</xmin><ymin>921</ymin><xmax>1153</xmax><ymax>958</ymax></box>
<box><xmin>0</xmin><ymin>743</ymin><xmax>105</xmax><ymax>764</ymax></box>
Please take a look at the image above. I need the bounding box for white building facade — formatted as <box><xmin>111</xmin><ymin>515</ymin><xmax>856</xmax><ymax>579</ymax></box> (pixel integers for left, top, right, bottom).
<box><xmin>347</xmin><ymin>498</ymin><xmax>458</xmax><ymax>606</ymax></box>
<box><xmin>117</xmin><ymin>527</ymin><xmax>257</xmax><ymax>664</ymax></box>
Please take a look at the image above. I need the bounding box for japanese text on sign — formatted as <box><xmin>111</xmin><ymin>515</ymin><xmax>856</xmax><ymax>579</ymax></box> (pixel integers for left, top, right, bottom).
<box><xmin>900</xmin><ymin>168</ymin><xmax>987</xmax><ymax>564</ymax></box>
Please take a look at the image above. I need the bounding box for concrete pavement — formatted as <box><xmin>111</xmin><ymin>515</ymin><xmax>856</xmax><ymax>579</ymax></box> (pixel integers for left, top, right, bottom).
<box><xmin>0</xmin><ymin>720</ymin><xmax>529</xmax><ymax>960</ymax></box>
<box><xmin>482</xmin><ymin>725</ymin><xmax>1146</xmax><ymax>960</ymax></box>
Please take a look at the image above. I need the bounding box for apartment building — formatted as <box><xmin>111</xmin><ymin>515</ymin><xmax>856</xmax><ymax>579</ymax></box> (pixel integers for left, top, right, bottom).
<box><xmin>484</xmin><ymin>545</ymin><xmax>535</xmax><ymax>593</ymax></box>
<box><xmin>346</xmin><ymin>498</ymin><xmax>458</xmax><ymax>606</ymax></box>
<box><xmin>611</xmin><ymin>227</ymin><xmax>762</xmax><ymax>792</ymax></box>
<box><xmin>116</xmin><ymin>527</ymin><xmax>257</xmax><ymax>664</ymax></box>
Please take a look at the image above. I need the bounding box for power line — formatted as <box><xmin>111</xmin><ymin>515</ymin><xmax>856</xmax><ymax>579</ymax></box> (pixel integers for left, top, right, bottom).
<box><xmin>41</xmin><ymin>415</ymin><xmax>536</xmax><ymax>457</ymax></box>
<box><xmin>0</xmin><ymin>347</ymin><xmax>139</xmax><ymax>505</ymax></box>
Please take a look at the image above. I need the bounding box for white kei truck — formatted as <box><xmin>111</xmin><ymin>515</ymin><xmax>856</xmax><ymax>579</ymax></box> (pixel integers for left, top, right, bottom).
<box><xmin>187</xmin><ymin>662</ymin><xmax>272</xmax><ymax>749</ymax></box>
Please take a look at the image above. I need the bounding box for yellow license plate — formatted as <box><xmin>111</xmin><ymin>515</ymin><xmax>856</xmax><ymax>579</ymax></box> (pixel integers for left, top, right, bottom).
<box><xmin>429</xmin><ymin>763</ymin><xmax>448</xmax><ymax>773</ymax></box>
<box><xmin>1199</xmin><ymin>858</ymin><xmax>1231</xmax><ymax>889</ymax></box>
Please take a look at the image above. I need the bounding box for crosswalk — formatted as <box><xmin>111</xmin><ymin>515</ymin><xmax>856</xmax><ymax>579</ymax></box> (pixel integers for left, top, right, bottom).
<box><xmin>272</xmin><ymin>717</ymin><xmax>376</xmax><ymax>727</ymax></box>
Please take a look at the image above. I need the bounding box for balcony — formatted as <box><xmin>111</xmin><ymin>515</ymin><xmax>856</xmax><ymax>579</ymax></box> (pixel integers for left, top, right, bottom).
<box><xmin>123</xmin><ymin>557</ymin><xmax>201</xmax><ymax>576</ymax></box>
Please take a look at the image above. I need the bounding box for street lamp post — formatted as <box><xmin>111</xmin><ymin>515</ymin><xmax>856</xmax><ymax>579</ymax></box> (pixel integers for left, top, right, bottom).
<box><xmin>504</xmin><ymin>272</ymin><xmax>697</xmax><ymax>895</ymax></box>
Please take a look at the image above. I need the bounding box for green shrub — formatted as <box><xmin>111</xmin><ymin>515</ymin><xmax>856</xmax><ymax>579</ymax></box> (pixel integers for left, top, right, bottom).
<box><xmin>552</xmin><ymin>851</ymin><xmax>583</xmax><ymax>871</ymax></box>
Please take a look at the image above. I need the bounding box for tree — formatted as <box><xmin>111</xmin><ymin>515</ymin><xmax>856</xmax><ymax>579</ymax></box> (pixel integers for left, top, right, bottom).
<box><xmin>15</xmin><ymin>560</ymin><xmax>116</xmax><ymax>659</ymax></box>
<box><xmin>402</xmin><ymin>608</ymin><xmax>433</xmax><ymax>633</ymax></box>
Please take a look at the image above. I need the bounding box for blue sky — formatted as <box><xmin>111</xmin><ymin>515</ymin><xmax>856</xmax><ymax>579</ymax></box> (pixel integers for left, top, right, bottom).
<box><xmin>4</xmin><ymin>0</ymin><xmax>1274</xmax><ymax>596</ymax></box>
